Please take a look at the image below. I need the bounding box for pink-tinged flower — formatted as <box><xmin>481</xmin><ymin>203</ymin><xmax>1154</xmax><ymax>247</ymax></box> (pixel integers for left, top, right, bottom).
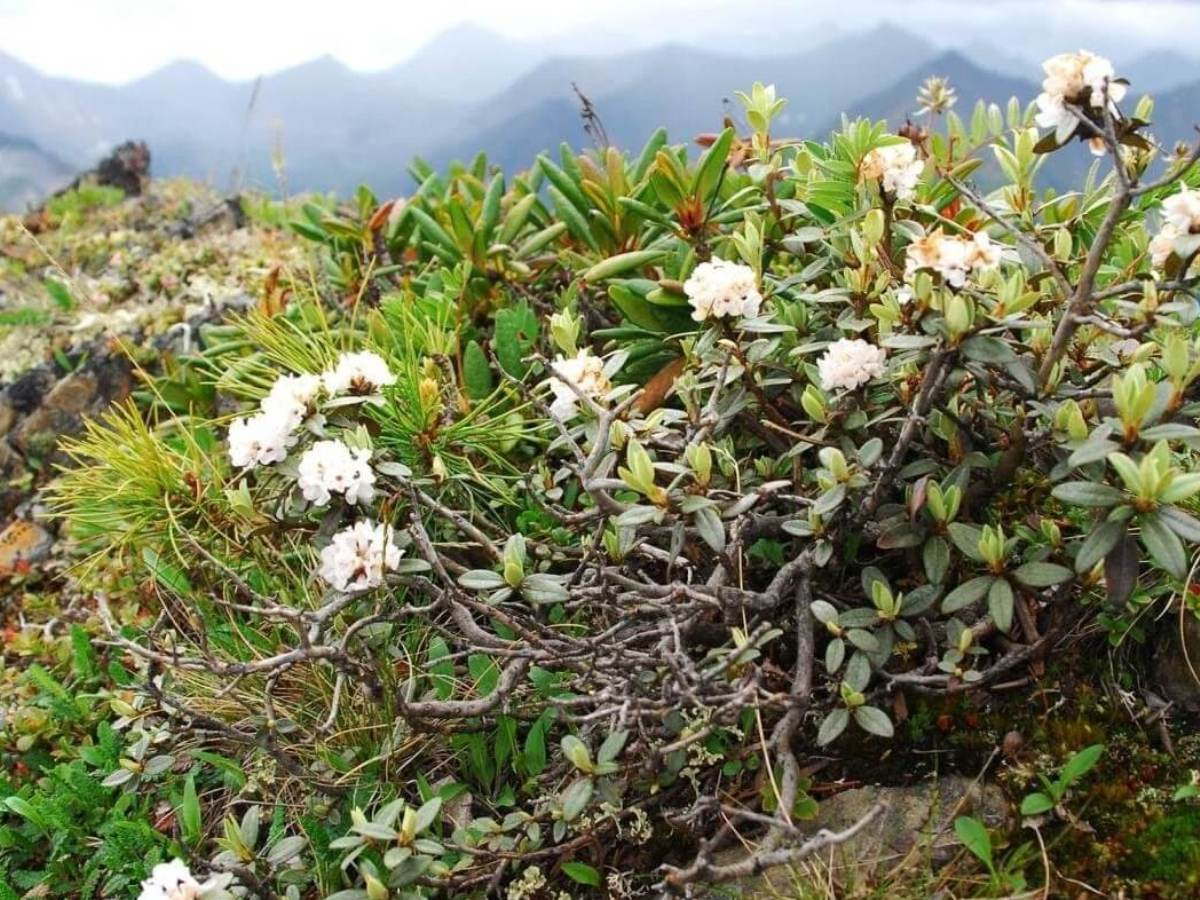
<box><xmin>318</xmin><ymin>520</ymin><xmax>403</xmax><ymax>592</ymax></box>
<box><xmin>684</xmin><ymin>257</ymin><xmax>763</xmax><ymax>321</ymax></box>
<box><xmin>297</xmin><ymin>439</ymin><xmax>376</xmax><ymax>507</ymax></box>
<box><xmin>817</xmin><ymin>338</ymin><xmax>888</xmax><ymax>392</ymax></box>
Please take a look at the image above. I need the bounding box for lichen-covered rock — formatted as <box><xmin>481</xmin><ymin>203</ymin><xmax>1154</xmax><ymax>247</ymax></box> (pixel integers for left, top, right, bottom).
<box><xmin>722</xmin><ymin>776</ymin><xmax>1010</xmax><ymax>897</ymax></box>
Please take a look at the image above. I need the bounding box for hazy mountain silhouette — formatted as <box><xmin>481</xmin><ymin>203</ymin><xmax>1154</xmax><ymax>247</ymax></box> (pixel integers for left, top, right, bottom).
<box><xmin>428</xmin><ymin>25</ymin><xmax>939</xmax><ymax>172</ymax></box>
<box><xmin>0</xmin><ymin>131</ymin><xmax>72</xmax><ymax>210</ymax></box>
<box><xmin>2</xmin><ymin>23</ymin><xmax>1199</xmax><ymax>209</ymax></box>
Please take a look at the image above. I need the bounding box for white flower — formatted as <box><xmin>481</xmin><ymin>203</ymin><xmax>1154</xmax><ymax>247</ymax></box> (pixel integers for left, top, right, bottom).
<box><xmin>545</xmin><ymin>349</ymin><xmax>612</xmax><ymax>421</ymax></box>
<box><xmin>895</xmin><ymin>286</ymin><xmax>914</xmax><ymax>306</ymax></box>
<box><xmin>860</xmin><ymin>141</ymin><xmax>924</xmax><ymax>200</ymax></box>
<box><xmin>137</xmin><ymin>859</ymin><xmax>205</xmax><ymax>900</ymax></box>
<box><xmin>683</xmin><ymin>257</ymin><xmax>763</xmax><ymax>321</ymax></box>
<box><xmin>1034</xmin><ymin>92</ymin><xmax>1078</xmax><ymax>145</ymax></box>
<box><xmin>817</xmin><ymin>338</ymin><xmax>888</xmax><ymax>392</ymax></box>
<box><xmin>905</xmin><ymin>228</ymin><xmax>1000</xmax><ymax>287</ymax></box>
<box><xmin>1150</xmin><ymin>222</ymin><xmax>1184</xmax><ymax>268</ymax></box>
<box><xmin>322</xmin><ymin>351</ymin><xmax>396</xmax><ymax>396</ymax></box>
<box><xmin>227</xmin><ymin>407</ymin><xmax>299</xmax><ymax>468</ymax></box>
<box><xmin>965</xmin><ymin>232</ymin><xmax>1002</xmax><ymax>272</ymax></box>
<box><xmin>318</xmin><ymin>520</ymin><xmax>403</xmax><ymax>592</ymax></box>
<box><xmin>297</xmin><ymin>439</ymin><xmax>376</xmax><ymax>506</ymax></box>
<box><xmin>260</xmin><ymin>373</ymin><xmax>321</xmax><ymax>423</ymax></box>
<box><xmin>1040</xmin><ymin>50</ymin><xmax>1125</xmax><ymax>109</ymax></box>
<box><xmin>1162</xmin><ymin>186</ymin><xmax>1200</xmax><ymax>234</ymax></box>
<box><xmin>1147</xmin><ymin>186</ymin><xmax>1200</xmax><ymax>269</ymax></box>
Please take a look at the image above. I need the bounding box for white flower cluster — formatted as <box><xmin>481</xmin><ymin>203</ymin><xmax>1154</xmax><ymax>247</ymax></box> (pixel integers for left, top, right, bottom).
<box><xmin>546</xmin><ymin>348</ymin><xmax>612</xmax><ymax>421</ymax></box>
<box><xmin>817</xmin><ymin>338</ymin><xmax>888</xmax><ymax>392</ymax></box>
<box><xmin>137</xmin><ymin>859</ymin><xmax>220</xmax><ymax>900</ymax></box>
<box><xmin>297</xmin><ymin>439</ymin><xmax>376</xmax><ymax>506</ymax></box>
<box><xmin>683</xmin><ymin>257</ymin><xmax>763</xmax><ymax>321</ymax></box>
<box><xmin>860</xmin><ymin>141</ymin><xmax>924</xmax><ymax>200</ymax></box>
<box><xmin>322</xmin><ymin>350</ymin><xmax>397</xmax><ymax>396</ymax></box>
<box><xmin>1150</xmin><ymin>185</ymin><xmax>1200</xmax><ymax>268</ymax></box>
<box><xmin>227</xmin><ymin>351</ymin><xmax>394</xmax><ymax>470</ymax></box>
<box><xmin>905</xmin><ymin>228</ymin><xmax>1002</xmax><ymax>287</ymax></box>
<box><xmin>1034</xmin><ymin>50</ymin><xmax>1125</xmax><ymax>152</ymax></box>
<box><xmin>318</xmin><ymin>520</ymin><xmax>404</xmax><ymax>592</ymax></box>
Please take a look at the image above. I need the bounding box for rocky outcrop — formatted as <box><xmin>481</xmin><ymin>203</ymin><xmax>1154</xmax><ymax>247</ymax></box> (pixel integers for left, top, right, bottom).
<box><xmin>722</xmin><ymin>775</ymin><xmax>1011</xmax><ymax>897</ymax></box>
<box><xmin>1154</xmin><ymin>611</ymin><xmax>1200</xmax><ymax>712</ymax></box>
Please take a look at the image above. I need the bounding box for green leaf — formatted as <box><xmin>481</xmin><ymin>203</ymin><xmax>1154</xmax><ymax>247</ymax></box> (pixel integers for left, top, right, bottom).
<box><xmin>923</xmin><ymin>536</ymin><xmax>950</xmax><ymax>584</ymax></box>
<box><xmin>44</xmin><ymin>277</ymin><xmax>74</xmax><ymax>311</ymax></box>
<box><xmin>562</xmin><ymin>861</ymin><xmax>602</xmax><ymax>887</ymax></box>
<box><xmin>1060</xmin><ymin>744</ymin><xmax>1104</xmax><ymax>785</ymax></box>
<box><xmin>961</xmin><ymin>335</ymin><xmax>1015</xmax><ymax>363</ymax></box>
<box><xmin>142</xmin><ymin>547</ymin><xmax>192</xmax><ymax>595</ymax></box>
<box><xmin>561</xmin><ymin>735</ymin><xmax>593</xmax><ymax>772</ymax></box>
<box><xmin>853</xmin><ymin>705</ymin><xmax>894</xmax><ymax>738</ymax></box>
<box><xmin>988</xmin><ymin>577</ymin><xmax>1015</xmax><ymax>633</ymax></box>
<box><xmin>597</xmin><ymin>730</ymin><xmax>629</xmax><ymax>765</ymax></box>
<box><xmin>1011</xmin><ymin>561</ymin><xmax>1073</xmax><ymax>588</ymax></box>
<box><xmin>181</xmin><ymin>775</ymin><xmax>201</xmax><ymax>845</ymax></box>
<box><xmin>1020</xmin><ymin>792</ymin><xmax>1054</xmax><ymax>816</ymax></box>
<box><xmin>462</xmin><ymin>340</ymin><xmax>494</xmax><ymax>400</ymax></box>
<box><xmin>818</xmin><ymin>708</ymin><xmax>850</xmax><ymax>745</ymax></box>
<box><xmin>561</xmin><ymin>778</ymin><xmax>594</xmax><ymax>821</ymax></box>
<box><xmin>954</xmin><ymin>816</ymin><xmax>993</xmax><ymax>867</ymax></box>
<box><xmin>692</xmin><ymin>126</ymin><xmax>734</xmax><ymax>199</ymax></box>
<box><xmin>942</xmin><ymin>576</ymin><xmax>994</xmax><ymax>613</ymax></box>
<box><xmin>1051</xmin><ymin>481</ymin><xmax>1124</xmax><ymax>507</ymax></box>
<box><xmin>1075</xmin><ymin>520</ymin><xmax>1125</xmax><ymax>573</ymax></box>
<box><xmin>267</xmin><ymin>835</ymin><xmax>307</xmax><ymax>865</ymax></box>
<box><xmin>493</xmin><ymin>301</ymin><xmax>539</xmax><ymax>378</ymax></box>
<box><xmin>458</xmin><ymin>570</ymin><xmax>506</xmax><ymax>590</ymax></box>
<box><xmin>583</xmin><ymin>250</ymin><xmax>664</xmax><ymax>282</ymax></box>
<box><xmin>1141</xmin><ymin>513</ymin><xmax>1188</xmax><ymax>579</ymax></box>
<box><xmin>1160</xmin><ymin>506</ymin><xmax>1200</xmax><ymax>543</ymax></box>
<box><xmin>947</xmin><ymin>523</ymin><xmax>985</xmax><ymax>561</ymax></box>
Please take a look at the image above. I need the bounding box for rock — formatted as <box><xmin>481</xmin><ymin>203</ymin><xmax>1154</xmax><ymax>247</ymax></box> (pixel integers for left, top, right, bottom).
<box><xmin>0</xmin><ymin>518</ymin><xmax>53</xmax><ymax>575</ymax></box>
<box><xmin>720</xmin><ymin>776</ymin><xmax>1010</xmax><ymax>898</ymax></box>
<box><xmin>1154</xmin><ymin>612</ymin><xmax>1200</xmax><ymax>711</ymax></box>
<box><xmin>6</xmin><ymin>368</ymin><xmax>55</xmax><ymax>414</ymax></box>
<box><xmin>0</xmin><ymin>397</ymin><xmax>13</xmax><ymax>437</ymax></box>
<box><xmin>44</xmin><ymin>372</ymin><xmax>99</xmax><ymax>415</ymax></box>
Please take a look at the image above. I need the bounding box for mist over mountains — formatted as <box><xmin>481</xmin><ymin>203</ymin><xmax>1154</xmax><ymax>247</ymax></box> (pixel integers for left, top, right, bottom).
<box><xmin>2</xmin><ymin>21</ymin><xmax>1199</xmax><ymax>209</ymax></box>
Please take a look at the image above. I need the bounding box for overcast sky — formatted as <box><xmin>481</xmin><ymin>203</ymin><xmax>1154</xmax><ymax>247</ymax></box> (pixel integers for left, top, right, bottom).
<box><xmin>1</xmin><ymin>0</ymin><xmax>1197</xmax><ymax>84</ymax></box>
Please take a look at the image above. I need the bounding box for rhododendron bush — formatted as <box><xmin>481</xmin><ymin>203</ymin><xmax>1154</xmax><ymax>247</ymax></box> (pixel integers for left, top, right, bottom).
<box><xmin>52</xmin><ymin>55</ymin><xmax>1200</xmax><ymax>897</ymax></box>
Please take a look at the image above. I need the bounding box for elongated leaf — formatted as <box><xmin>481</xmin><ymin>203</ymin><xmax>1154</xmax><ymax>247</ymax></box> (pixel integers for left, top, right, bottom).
<box><xmin>1051</xmin><ymin>481</ymin><xmax>1124</xmax><ymax>507</ymax></box>
<box><xmin>562</xmin><ymin>862</ymin><xmax>602</xmax><ymax>887</ymax></box>
<box><xmin>1075</xmin><ymin>520</ymin><xmax>1125</xmax><ymax>573</ymax></box>
<box><xmin>923</xmin><ymin>536</ymin><xmax>950</xmax><ymax>584</ymax></box>
<box><xmin>583</xmin><ymin>250</ymin><xmax>664</xmax><ymax>282</ymax></box>
<box><xmin>954</xmin><ymin>816</ymin><xmax>993</xmax><ymax>867</ymax></box>
<box><xmin>1141</xmin><ymin>513</ymin><xmax>1188</xmax><ymax>579</ymax></box>
<box><xmin>1011</xmin><ymin>561</ymin><xmax>1073</xmax><ymax>588</ymax></box>
<box><xmin>853</xmin><ymin>705</ymin><xmax>894</xmax><ymax>738</ymax></box>
<box><xmin>1060</xmin><ymin>744</ymin><xmax>1104</xmax><ymax>785</ymax></box>
<box><xmin>947</xmin><ymin>523</ymin><xmax>985</xmax><ymax>561</ymax></box>
<box><xmin>817</xmin><ymin>708</ymin><xmax>850</xmax><ymax>745</ymax></box>
<box><xmin>1160</xmin><ymin>505</ymin><xmax>1200</xmax><ymax>543</ymax></box>
<box><xmin>1104</xmin><ymin>529</ymin><xmax>1139</xmax><ymax>609</ymax></box>
<box><xmin>988</xmin><ymin>577</ymin><xmax>1015</xmax><ymax>633</ymax></box>
<box><xmin>942</xmin><ymin>575</ymin><xmax>994</xmax><ymax>613</ymax></box>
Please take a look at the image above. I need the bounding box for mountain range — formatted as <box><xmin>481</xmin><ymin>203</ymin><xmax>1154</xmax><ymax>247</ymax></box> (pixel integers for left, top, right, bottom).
<box><xmin>2</xmin><ymin>23</ymin><xmax>1199</xmax><ymax>210</ymax></box>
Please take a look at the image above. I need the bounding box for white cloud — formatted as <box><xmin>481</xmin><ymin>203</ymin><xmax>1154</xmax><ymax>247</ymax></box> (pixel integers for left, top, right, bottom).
<box><xmin>0</xmin><ymin>0</ymin><xmax>1195</xmax><ymax>84</ymax></box>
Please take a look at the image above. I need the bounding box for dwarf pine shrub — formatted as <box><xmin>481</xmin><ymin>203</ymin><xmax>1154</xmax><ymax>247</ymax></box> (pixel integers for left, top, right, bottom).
<box><xmin>44</xmin><ymin>52</ymin><xmax>1200</xmax><ymax>898</ymax></box>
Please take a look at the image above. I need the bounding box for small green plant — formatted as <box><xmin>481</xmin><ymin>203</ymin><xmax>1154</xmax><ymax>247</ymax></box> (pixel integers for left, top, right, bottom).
<box><xmin>1019</xmin><ymin>743</ymin><xmax>1105</xmax><ymax>817</ymax></box>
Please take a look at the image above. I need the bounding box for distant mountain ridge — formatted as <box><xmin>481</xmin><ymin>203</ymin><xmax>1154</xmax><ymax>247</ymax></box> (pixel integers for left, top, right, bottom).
<box><xmin>0</xmin><ymin>132</ymin><xmax>72</xmax><ymax>210</ymax></box>
<box><xmin>2</xmin><ymin>24</ymin><xmax>1200</xmax><ymax>209</ymax></box>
